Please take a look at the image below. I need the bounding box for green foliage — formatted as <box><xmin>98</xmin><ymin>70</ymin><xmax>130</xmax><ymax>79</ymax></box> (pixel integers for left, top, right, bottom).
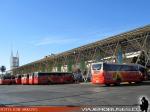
<box><xmin>0</xmin><ymin>66</ymin><xmax>6</xmax><ymax>73</ymax></box>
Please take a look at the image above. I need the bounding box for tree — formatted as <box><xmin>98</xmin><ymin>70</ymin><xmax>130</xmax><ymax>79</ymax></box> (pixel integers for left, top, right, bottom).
<box><xmin>0</xmin><ymin>66</ymin><xmax>6</xmax><ymax>74</ymax></box>
<box><xmin>131</xmin><ymin>51</ymin><xmax>146</xmax><ymax>66</ymax></box>
<box><xmin>138</xmin><ymin>51</ymin><xmax>145</xmax><ymax>66</ymax></box>
<box><xmin>131</xmin><ymin>56</ymin><xmax>138</xmax><ymax>63</ymax></box>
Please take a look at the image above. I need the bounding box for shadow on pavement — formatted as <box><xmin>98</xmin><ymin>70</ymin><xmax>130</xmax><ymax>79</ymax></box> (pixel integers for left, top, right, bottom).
<box><xmin>102</xmin><ymin>81</ymin><xmax>150</xmax><ymax>87</ymax></box>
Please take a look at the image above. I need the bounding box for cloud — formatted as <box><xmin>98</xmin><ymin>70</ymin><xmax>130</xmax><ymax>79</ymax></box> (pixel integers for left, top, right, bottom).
<box><xmin>30</xmin><ymin>29</ymin><xmax>120</xmax><ymax>47</ymax></box>
<box><xmin>32</xmin><ymin>37</ymin><xmax>79</xmax><ymax>46</ymax></box>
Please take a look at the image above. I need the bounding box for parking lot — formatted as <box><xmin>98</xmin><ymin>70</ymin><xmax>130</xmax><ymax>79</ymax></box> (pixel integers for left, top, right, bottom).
<box><xmin>0</xmin><ymin>81</ymin><xmax>150</xmax><ymax>106</ymax></box>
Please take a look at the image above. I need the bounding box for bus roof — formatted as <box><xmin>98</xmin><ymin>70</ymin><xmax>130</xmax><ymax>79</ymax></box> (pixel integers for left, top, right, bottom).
<box><xmin>92</xmin><ymin>62</ymin><xmax>146</xmax><ymax>68</ymax></box>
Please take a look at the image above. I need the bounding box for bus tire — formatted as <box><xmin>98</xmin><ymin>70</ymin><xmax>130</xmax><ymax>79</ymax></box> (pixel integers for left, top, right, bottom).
<box><xmin>128</xmin><ymin>82</ymin><xmax>132</xmax><ymax>84</ymax></box>
<box><xmin>105</xmin><ymin>84</ymin><xmax>110</xmax><ymax>86</ymax></box>
<box><xmin>135</xmin><ymin>81</ymin><xmax>142</xmax><ymax>84</ymax></box>
<box><xmin>114</xmin><ymin>83</ymin><xmax>120</xmax><ymax>86</ymax></box>
<box><xmin>114</xmin><ymin>78</ymin><xmax>121</xmax><ymax>86</ymax></box>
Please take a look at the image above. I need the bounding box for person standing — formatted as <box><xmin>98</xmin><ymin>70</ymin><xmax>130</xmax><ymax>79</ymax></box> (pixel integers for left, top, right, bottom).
<box><xmin>140</xmin><ymin>97</ymin><xmax>149</xmax><ymax>112</ymax></box>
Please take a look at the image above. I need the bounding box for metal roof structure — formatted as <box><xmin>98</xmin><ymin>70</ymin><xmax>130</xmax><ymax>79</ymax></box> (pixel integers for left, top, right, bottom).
<box><xmin>12</xmin><ymin>25</ymin><xmax>150</xmax><ymax>75</ymax></box>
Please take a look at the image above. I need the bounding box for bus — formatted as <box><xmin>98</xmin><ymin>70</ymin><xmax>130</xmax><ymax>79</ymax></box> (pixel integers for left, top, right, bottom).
<box><xmin>33</xmin><ymin>72</ymin><xmax>74</xmax><ymax>85</ymax></box>
<box><xmin>0</xmin><ymin>75</ymin><xmax>12</xmax><ymax>85</ymax></box>
<box><xmin>91</xmin><ymin>62</ymin><xmax>147</xmax><ymax>86</ymax></box>
<box><xmin>15</xmin><ymin>74</ymin><xmax>22</xmax><ymax>84</ymax></box>
<box><xmin>34</xmin><ymin>72</ymin><xmax>49</xmax><ymax>84</ymax></box>
<box><xmin>21</xmin><ymin>74</ymin><xmax>29</xmax><ymax>85</ymax></box>
<box><xmin>29</xmin><ymin>73</ymin><xmax>34</xmax><ymax>85</ymax></box>
<box><xmin>62</xmin><ymin>73</ymin><xmax>75</xmax><ymax>83</ymax></box>
<box><xmin>48</xmin><ymin>72</ymin><xmax>74</xmax><ymax>84</ymax></box>
<box><xmin>11</xmin><ymin>75</ymin><xmax>16</xmax><ymax>84</ymax></box>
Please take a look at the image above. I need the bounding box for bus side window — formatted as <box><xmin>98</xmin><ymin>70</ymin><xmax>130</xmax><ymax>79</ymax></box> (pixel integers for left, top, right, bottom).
<box><xmin>120</xmin><ymin>65</ymin><xmax>127</xmax><ymax>71</ymax></box>
<box><xmin>104</xmin><ymin>64</ymin><xmax>121</xmax><ymax>71</ymax></box>
<box><xmin>139</xmin><ymin>67</ymin><xmax>145</xmax><ymax>74</ymax></box>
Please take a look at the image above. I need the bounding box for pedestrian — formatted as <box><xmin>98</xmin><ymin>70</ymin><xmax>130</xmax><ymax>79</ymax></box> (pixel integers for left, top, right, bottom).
<box><xmin>83</xmin><ymin>70</ymin><xmax>87</xmax><ymax>82</ymax></box>
<box><xmin>140</xmin><ymin>97</ymin><xmax>149</xmax><ymax>112</ymax></box>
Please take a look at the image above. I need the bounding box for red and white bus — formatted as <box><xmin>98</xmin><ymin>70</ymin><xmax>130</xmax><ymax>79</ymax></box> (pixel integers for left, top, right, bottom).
<box><xmin>29</xmin><ymin>73</ymin><xmax>34</xmax><ymax>85</ymax></box>
<box><xmin>11</xmin><ymin>75</ymin><xmax>16</xmax><ymax>84</ymax></box>
<box><xmin>91</xmin><ymin>62</ymin><xmax>147</xmax><ymax>86</ymax></box>
<box><xmin>15</xmin><ymin>75</ymin><xmax>22</xmax><ymax>84</ymax></box>
<box><xmin>62</xmin><ymin>73</ymin><xmax>75</xmax><ymax>83</ymax></box>
<box><xmin>48</xmin><ymin>72</ymin><xmax>74</xmax><ymax>84</ymax></box>
<box><xmin>0</xmin><ymin>76</ymin><xmax>12</xmax><ymax>85</ymax></box>
<box><xmin>21</xmin><ymin>74</ymin><xmax>29</xmax><ymax>85</ymax></box>
<box><xmin>33</xmin><ymin>72</ymin><xmax>74</xmax><ymax>85</ymax></box>
<box><xmin>33</xmin><ymin>72</ymin><xmax>49</xmax><ymax>85</ymax></box>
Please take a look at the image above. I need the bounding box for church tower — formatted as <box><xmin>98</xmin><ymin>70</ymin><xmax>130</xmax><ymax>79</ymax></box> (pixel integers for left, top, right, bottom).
<box><xmin>10</xmin><ymin>50</ymin><xmax>19</xmax><ymax>70</ymax></box>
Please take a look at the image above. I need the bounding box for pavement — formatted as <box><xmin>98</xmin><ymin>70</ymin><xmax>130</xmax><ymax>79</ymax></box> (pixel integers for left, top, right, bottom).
<box><xmin>0</xmin><ymin>81</ymin><xmax>150</xmax><ymax>106</ymax></box>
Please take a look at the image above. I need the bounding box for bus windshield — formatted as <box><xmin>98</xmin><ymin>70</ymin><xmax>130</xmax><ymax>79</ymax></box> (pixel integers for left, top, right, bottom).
<box><xmin>92</xmin><ymin>64</ymin><xmax>102</xmax><ymax>70</ymax></box>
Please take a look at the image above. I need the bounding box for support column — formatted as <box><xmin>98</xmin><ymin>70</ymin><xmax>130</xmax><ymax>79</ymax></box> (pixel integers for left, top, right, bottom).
<box><xmin>41</xmin><ymin>63</ymin><xmax>45</xmax><ymax>72</ymax></box>
<box><xmin>67</xmin><ymin>57</ymin><xmax>73</xmax><ymax>72</ymax></box>
<box><xmin>80</xmin><ymin>58</ymin><xmax>86</xmax><ymax>72</ymax></box>
<box><xmin>117</xmin><ymin>45</ymin><xmax>123</xmax><ymax>64</ymax></box>
<box><xmin>57</xmin><ymin>63</ymin><xmax>61</xmax><ymax>72</ymax></box>
<box><xmin>48</xmin><ymin>61</ymin><xmax>53</xmax><ymax>72</ymax></box>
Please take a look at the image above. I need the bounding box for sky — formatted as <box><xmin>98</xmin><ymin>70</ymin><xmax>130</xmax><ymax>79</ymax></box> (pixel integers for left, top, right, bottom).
<box><xmin>0</xmin><ymin>0</ymin><xmax>150</xmax><ymax>70</ymax></box>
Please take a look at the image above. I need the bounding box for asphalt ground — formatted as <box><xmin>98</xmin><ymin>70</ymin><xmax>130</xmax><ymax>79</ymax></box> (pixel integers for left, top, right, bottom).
<box><xmin>0</xmin><ymin>81</ymin><xmax>150</xmax><ymax>107</ymax></box>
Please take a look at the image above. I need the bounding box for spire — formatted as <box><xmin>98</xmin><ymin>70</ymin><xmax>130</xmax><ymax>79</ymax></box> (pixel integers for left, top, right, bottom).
<box><xmin>11</xmin><ymin>50</ymin><xmax>13</xmax><ymax>58</ymax></box>
<box><xmin>16</xmin><ymin>50</ymin><xmax>19</xmax><ymax>67</ymax></box>
<box><xmin>10</xmin><ymin>49</ymin><xmax>13</xmax><ymax>69</ymax></box>
<box><xmin>10</xmin><ymin>43</ymin><xmax>13</xmax><ymax>58</ymax></box>
<box><xmin>16</xmin><ymin>50</ymin><xmax>19</xmax><ymax>58</ymax></box>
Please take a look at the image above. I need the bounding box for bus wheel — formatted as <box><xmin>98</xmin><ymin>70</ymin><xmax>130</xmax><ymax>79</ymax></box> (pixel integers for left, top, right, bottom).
<box><xmin>114</xmin><ymin>81</ymin><xmax>121</xmax><ymax>86</ymax></box>
<box><xmin>135</xmin><ymin>81</ymin><xmax>142</xmax><ymax>84</ymax></box>
<box><xmin>128</xmin><ymin>82</ymin><xmax>132</xmax><ymax>84</ymax></box>
<box><xmin>105</xmin><ymin>84</ymin><xmax>110</xmax><ymax>86</ymax></box>
<box><xmin>48</xmin><ymin>80</ymin><xmax>52</xmax><ymax>84</ymax></box>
